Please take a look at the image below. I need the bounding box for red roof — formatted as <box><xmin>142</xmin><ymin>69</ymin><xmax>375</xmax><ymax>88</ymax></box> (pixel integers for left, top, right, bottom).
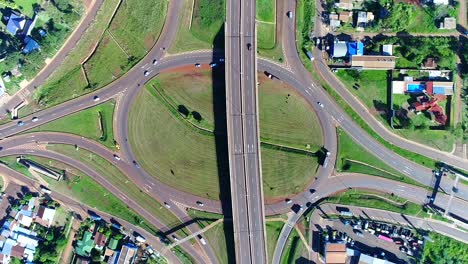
<box><xmin>425</xmin><ymin>82</ymin><xmax>433</xmax><ymax>95</ymax></box>
<box><xmin>94</xmin><ymin>232</ymin><xmax>107</xmax><ymax>247</ymax></box>
<box><xmin>10</xmin><ymin>245</ymin><xmax>25</xmax><ymax>258</ymax></box>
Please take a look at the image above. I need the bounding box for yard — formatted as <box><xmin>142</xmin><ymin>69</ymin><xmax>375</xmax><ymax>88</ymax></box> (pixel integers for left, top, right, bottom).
<box><xmin>45</xmin><ymin>144</ymin><xmax>191</xmax><ymax>238</ymax></box>
<box><xmin>170</xmin><ymin>0</ymin><xmax>224</xmax><ymax>53</ymax></box>
<box><xmin>129</xmin><ymin>69</ymin><xmax>323</xmax><ymax>200</ymax></box>
<box><xmin>27</xmin><ymin>100</ymin><xmax>116</xmax><ymax>148</ymax></box>
<box><xmin>266</xmin><ymin>221</ymin><xmax>284</xmax><ymax>263</ymax></box>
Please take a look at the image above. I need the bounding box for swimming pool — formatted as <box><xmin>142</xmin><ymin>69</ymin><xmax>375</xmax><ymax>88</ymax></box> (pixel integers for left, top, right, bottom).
<box><xmin>407</xmin><ymin>83</ymin><xmax>425</xmax><ymax>93</ymax></box>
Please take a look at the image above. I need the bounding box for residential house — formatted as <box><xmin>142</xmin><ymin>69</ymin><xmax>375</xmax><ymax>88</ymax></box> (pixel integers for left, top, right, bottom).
<box><xmin>22</xmin><ymin>37</ymin><xmax>40</xmax><ymax>54</ymax></box>
<box><xmin>110</xmin><ymin>243</ymin><xmax>138</xmax><ymax>264</ymax></box>
<box><xmin>94</xmin><ymin>232</ymin><xmax>107</xmax><ymax>250</ymax></box>
<box><xmin>339</xmin><ymin>11</ymin><xmax>352</xmax><ymax>23</ymax></box>
<box><xmin>432</xmin><ymin>0</ymin><xmax>449</xmax><ymax>5</ymax></box>
<box><xmin>325</xmin><ymin>243</ymin><xmax>347</xmax><ymax>264</ymax></box>
<box><xmin>335</xmin><ymin>0</ymin><xmax>354</xmax><ymax>10</ymax></box>
<box><xmin>332</xmin><ymin>41</ymin><xmax>364</xmax><ymax>58</ymax></box>
<box><xmin>108</xmin><ymin>238</ymin><xmax>119</xmax><ymax>251</ymax></box>
<box><xmin>330</xmin><ymin>13</ymin><xmax>341</xmax><ymax>30</ymax></box>
<box><xmin>10</xmin><ymin>245</ymin><xmax>25</xmax><ymax>259</ymax></box>
<box><xmin>351</xmin><ymin>55</ymin><xmax>396</xmax><ymax>69</ymax></box>
<box><xmin>6</xmin><ymin>13</ymin><xmax>26</xmax><ymax>36</ymax></box>
<box><xmin>35</xmin><ymin>206</ymin><xmax>56</xmax><ymax>227</ymax></box>
<box><xmin>75</xmin><ymin>231</ymin><xmax>95</xmax><ymax>257</ymax></box>
<box><xmin>356</xmin><ymin>11</ymin><xmax>374</xmax><ymax>31</ymax></box>
<box><xmin>358</xmin><ymin>253</ymin><xmax>395</xmax><ymax>264</ymax></box>
<box><xmin>439</xmin><ymin>17</ymin><xmax>456</xmax><ymax>29</ymax></box>
<box><xmin>382</xmin><ymin>44</ymin><xmax>393</xmax><ymax>56</ymax></box>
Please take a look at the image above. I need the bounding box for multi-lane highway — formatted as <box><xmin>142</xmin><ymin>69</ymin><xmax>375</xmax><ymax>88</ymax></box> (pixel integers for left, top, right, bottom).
<box><xmin>225</xmin><ymin>0</ymin><xmax>267</xmax><ymax>262</ymax></box>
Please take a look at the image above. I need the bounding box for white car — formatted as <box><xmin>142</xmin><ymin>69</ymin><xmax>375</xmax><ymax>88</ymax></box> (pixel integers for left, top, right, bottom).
<box><xmin>31</xmin><ymin>117</ymin><xmax>39</xmax><ymax>122</ymax></box>
<box><xmin>195</xmin><ymin>63</ymin><xmax>201</xmax><ymax>68</ymax></box>
<box><xmin>113</xmin><ymin>154</ymin><xmax>121</xmax><ymax>161</ymax></box>
<box><xmin>93</xmin><ymin>96</ymin><xmax>100</xmax><ymax>101</ymax></box>
<box><xmin>317</xmin><ymin>102</ymin><xmax>324</xmax><ymax>108</ymax></box>
<box><xmin>144</xmin><ymin>71</ymin><xmax>150</xmax><ymax>76</ymax></box>
<box><xmin>164</xmin><ymin>202</ymin><xmax>171</xmax><ymax>209</ymax></box>
<box><xmin>196</xmin><ymin>201</ymin><xmax>204</xmax><ymax>207</ymax></box>
<box><xmin>198</xmin><ymin>235</ymin><xmax>207</xmax><ymax>245</ymax></box>
<box><xmin>287</xmin><ymin>11</ymin><xmax>293</xmax><ymax>19</ymax></box>
<box><xmin>285</xmin><ymin>199</ymin><xmax>292</xmax><ymax>204</ymax></box>
<box><xmin>153</xmin><ymin>59</ymin><xmax>158</xmax><ymax>65</ymax></box>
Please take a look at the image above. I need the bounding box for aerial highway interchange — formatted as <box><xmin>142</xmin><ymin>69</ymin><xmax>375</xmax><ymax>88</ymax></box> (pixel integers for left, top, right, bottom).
<box><xmin>0</xmin><ymin>0</ymin><xmax>466</xmax><ymax>263</ymax></box>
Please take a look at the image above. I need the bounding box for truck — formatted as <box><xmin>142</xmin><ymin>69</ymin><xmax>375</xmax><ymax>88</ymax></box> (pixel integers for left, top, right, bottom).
<box><xmin>306</xmin><ymin>51</ymin><xmax>314</xmax><ymax>61</ymax></box>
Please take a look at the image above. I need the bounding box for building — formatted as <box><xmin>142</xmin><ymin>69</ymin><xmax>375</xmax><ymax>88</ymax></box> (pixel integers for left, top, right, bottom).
<box><xmin>6</xmin><ymin>13</ymin><xmax>26</xmax><ymax>36</ymax></box>
<box><xmin>358</xmin><ymin>253</ymin><xmax>395</xmax><ymax>264</ymax></box>
<box><xmin>332</xmin><ymin>41</ymin><xmax>364</xmax><ymax>58</ymax></box>
<box><xmin>423</xmin><ymin>57</ymin><xmax>437</xmax><ymax>69</ymax></box>
<box><xmin>75</xmin><ymin>231</ymin><xmax>95</xmax><ymax>257</ymax></box>
<box><xmin>356</xmin><ymin>11</ymin><xmax>374</xmax><ymax>30</ymax></box>
<box><xmin>432</xmin><ymin>0</ymin><xmax>449</xmax><ymax>5</ymax></box>
<box><xmin>339</xmin><ymin>11</ymin><xmax>352</xmax><ymax>23</ymax></box>
<box><xmin>335</xmin><ymin>0</ymin><xmax>354</xmax><ymax>10</ymax></box>
<box><xmin>22</xmin><ymin>37</ymin><xmax>41</xmax><ymax>54</ymax></box>
<box><xmin>330</xmin><ymin>13</ymin><xmax>341</xmax><ymax>30</ymax></box>
<box><xmin>351</xmin><ymin>55</ymin><xmax>396</xmax><ymax>69</ymax></box>
<box><xmin>392</xmin><ymin>80</ymin><xmax>453</xmax><ymax>95</ymax></box>
<box><xmin>35</xmin><ymin>206</ymin><xmax>56</xmax><ymax>227</ymax></box>
<box><xmin>325</xmin><ymin>243</ymin><xmax>347</xmax><ymax>264</ymax></box>
<box><xmin>111</xmin><ymin>243</ymin><xmax>138</xmax><ymax>264</ymax></box>
<box><xmin>382</xmin><ymin>45</ymin><xmax>393</xmax><ymax>56</ymax></box>
<box><xmin>18</xmin><ymin>158</ymin><xmax>63</xmax><ymax>180</ymax></box>
<box><xmin>439</xmin><ymin>17</ymin><xmax>456</xmax><ymax>29</ymax></box>
<box><xmin>94</xmin><ymin>232</ymin><xmax>107</xmax><ymax>249</ymax></box>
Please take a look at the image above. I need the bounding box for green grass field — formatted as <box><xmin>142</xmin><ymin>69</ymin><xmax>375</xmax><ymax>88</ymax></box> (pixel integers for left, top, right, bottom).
<box><xmin>45</xmin><ymin>144</ymin><xmax>190</xmax><ymax>238</ymax></box>
<box><xmin>266</xmin><ymin>221</ymin><xmax>284</xmax><ymax>262</ymax></box>
<box><xmin>257</xmin><ymin>0</ymin><xmax>275</xmax><ymax>22</ymax></box>
<box><xmin>257</xmin><ymin>21</ymin><xmax>276</xmax><ymax>50</ymax></box>
<box><xmin>280</xmin><ymin>228</ymin><xmax>307</xmax><ymax>264</ymax></box>
<box><xmin>109</xmin><ymin>0</ymin><xmax>167</xmax><ymax>58</ymax></box>
<box><xmin>83</xmin><ymin>32</ymin><xmax>130</xmax><ymax>88</ymax></box>
<box><xmin>27</xmin><ymin>101</ymin><xmax>116</xmax><ymax>148</ymax></box>
<box><xmin>421</xmin><ymin>232</ymin><xmax>468</xmax><ymax>263</ymax></box>
<box><xmin>0</xmin><ymin>156</ymin><xmax>35</xmax><ymax>179</ymax></box>
<box><xmin>335</xmin><ymin>69</ymin><xmax>456</xmax><ymax>152</ymax></box>
<box><xmin>337</xmin><ymin>128</ymin><xmax>426</xmax><ymax>187</ymax></box>
<box><xmin>190</xmin><ymin>0</ymin><xmax>225</xmax><ymax>43</ymax></box>
<box><xmin>129</xmin><ymin>70</ymin><xmax>322</xmax><ymax>200</ymax></box>
<box><xmin>35</xmin><ymin>0</ymin><xmax>120</xmax><ymax>108</ymax></box>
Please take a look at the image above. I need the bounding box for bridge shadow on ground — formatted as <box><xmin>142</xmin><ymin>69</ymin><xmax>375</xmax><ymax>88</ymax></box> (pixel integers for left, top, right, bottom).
<box><xmin>211</xmin><ymin>24</ymin><xmax>236</xmax><ymax>263</ymax></box>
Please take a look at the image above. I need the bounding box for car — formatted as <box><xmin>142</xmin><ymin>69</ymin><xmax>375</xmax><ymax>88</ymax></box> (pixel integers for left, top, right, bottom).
<box><xmin>332</xmin><ymin>69</ymin><xmax>338</xmax><ymax>73</ymax></box>
<box><xmin>132</xmin><ymin>160</ymin><xmax>140</xmax><ymax>168</ymax></box>
<box><xmin>164</xmin><ymin>202</ymin><xmax>171</xmax><ymax>209</ymax></box>
<box><xmin>172</xmin><ymin>235</ymin><xmax>179</xmax><ymax>241</ymax></box>
<box><xmin>31</xmin><ymin>117</ymin><xmax>39</xmax><ymax>122</ymax></box>
<box><xmin>196</xmin><ymin>201</ymin><xmax>204</xmax><ymax>207</ymax></box>
<box><xmin>144</xmin><ymin>71</ymin><xmax>150</xmax><ymax>76</ymax></box>
<box><xmin>326</xmin><ymin>151</ymin><xmax>331</xmax><ymax>157</ymax></box>
<box><xmin>287</xmin><ymin>11</ymin><xmax>293</xmax><ymax>19</ymax></box>
<box><xmin>195</xmin><ymin>63</ymin><xmax>201</xmax><ymax>68</ymax></box>
<box><xmin>267</xmin><ymin>73</ymin><xmax>273</xmax><ymax>79</ymax></box>
<box><xmin>285</xmin><ymin>199</ymin><xmax>292</xmax><ymax>204</ymax></box>
<box><xmin>247</xmin><ymin>43</ymin><xmax>252</xmax><ymax>50</ymax></box>
<box><xmin>93</xmin><ymin>96</ymin><xmax>100</xmax><ymax>101</ymax></box>
<box><xmin>317</xmin><ymin>102</ymin><xmax>324</xmax><ymax>108</ymax></box>
<box><xmin>17</xmin><ymin>121</ymin><xmax>24</xmax><ymax>126</ymax></box>
<box><xmin>219</xmin><ymin>58</ymin><xmax>225</xmax><ymax>62</ymax></box>
<box><xmin>153</xmin><ymin>59</ymin><xmax>158</xmax><ymax>65</ymax></box>
<box><xmin>309</xmin><ymin>189</ymin><xmax>316</xmax><ymax>194</ymax></box>
<box><xmin>113</xmin><ymin>154</ymin><xmax>121</xmax><ymax>161</ymax></box>
<box><xmin>354</xmin><ymin>229</ymin><xmax>364</xmax><ymax>237</ymax></box>
<box><xmin>198</xmin><ymin>235</ymin><xmax>207</xmax><ymax>245</ymax></box>
<box><xmin>210</xmin><ymin>62</ymin><xmax>217</xmax><ymax>68</ymax></box>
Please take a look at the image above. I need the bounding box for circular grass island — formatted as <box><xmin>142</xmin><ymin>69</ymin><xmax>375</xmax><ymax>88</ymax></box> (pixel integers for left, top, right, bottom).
<box><xmin>128</xmin><ymin>67</ymin><xmax>324</xmax><ymax>202</ymax></box>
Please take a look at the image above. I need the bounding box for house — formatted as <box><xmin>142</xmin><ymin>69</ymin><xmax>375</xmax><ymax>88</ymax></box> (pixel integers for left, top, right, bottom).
<box><xmin>108</xmin><ymin>238</ymin><xmax>119</xmax><ymax>251</ymax></box>
<box><xmin>358</xmin><ymin>253</ymin><xmax>396</xmax><ymax>264</ymax></box>
<box><xmin>75</xmin><ymin>231</ymin><xmax>95</xmax><ymax>257</ymax></box>
<box><xmin>22</xmin><ymin>37</ymin><xmax>41</xmax><ymax>54</ymax></box>
<box><xmin>6</xmin><ymin>13</ymin><xmax>26</xmax><ymax>36</ymax></box>
<box><xmin>439</xmin><ymin>17</ymin><xmax>456</xmax><ymax>29</ymax></box>
<box><xmin>111</xmin><ymin>243</ymin><xmax>137</xmax><ymax>264</ymax></box>
<box><xmin>330</xmin><ymin>13</ymin><xmax>341</xmax><ymax>30</ymax></box>
<box><xmin>339</xmin><ymin>11</ymin><xmax>352</xmax><ymax>23</ymax></box>
<box><xmin>10</xmin><ymin>245</ymin><xmax>25</xmax><ymax>259</ymax></box>
<box><xmin>422</xmin><ymin>57</ymin><xmax>437</xmax><ymax>69</ymax></box>
<box><xmin>351</xmin><ymin>55</ymin><xmax>396</xmax><ymax>69</ymax></box>
<box><xmin>335</xmin><ymin>0</ymin><xmax>354</xmax><ymax>10</ymax></box>
<box><xmin>332</xmin><ymin>41</ymin><xmax>364</xmax><ymax>58</ymax></box>
<box><xmin>325</xmin><ymin>243</ymin><xmax>347</xmax><ymax>264</ymax></box>
<box><xmin>35</xmin><ymin>206</ymin><xmax>56</xmax><ymax>227</ymax></box>
<box><xmin>382</xmin><ymin>45</ymin><xmax>393</xmax><ymax>56</ymax></box>
<box><xmin>356</xmin><ymin>11</ymin><xmax>374</xmax><ymax>31</ymax></box>
<box><xmin>94</xmin><ymin>232</ymin><xmax>107</xmax><ymax>249</ymax></box>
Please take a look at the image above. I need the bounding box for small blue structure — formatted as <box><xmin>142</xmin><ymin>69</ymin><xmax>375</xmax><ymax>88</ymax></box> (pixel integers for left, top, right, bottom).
<box><xmin>39</xmin><ymin>29</ymin><xmax>47</xmax><ymax>37</ymax></box>
<box><xmin>22</xmin><ymin>37</ymin><xmax>40</xmax><ymax>54</ymax></box>
<box><xmin>347</xmin><ymin>42</ymin><xmax>364</xmax><ymax>56</ymax></box>
<box><xmin>6</xmin><ymin>13</ymin><xmax>26</xmax><ymax>35</ymax></box>
<box><xmin>332</xmin><ymin>41</ymin><xmax>364</xmax><ymax>58</ymax></box>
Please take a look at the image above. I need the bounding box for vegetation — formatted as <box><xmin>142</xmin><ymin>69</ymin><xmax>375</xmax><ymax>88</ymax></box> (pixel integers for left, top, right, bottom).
<box><xmin>35</xmin><ymin>0</ymin><xmax>167</xmax><ymax>108</ymax></box>
<box><xmin>421</xmin><ymin>232</ymin><xmax>468</xmax><ymax>263</ymax></box>
<box><xmin>280</xmin><ymin>228</ymin><xmax>307</xmax><ymax>264</ymax></box>
<box><xmin>295</xmin><ymin>0</ymin><xmax>315</xmax><ymax>70</ymax></box>
<box><xmin>129</xmin><ymin>70</ymin><xmax>322</xmax><ymax>200</ymax></box>
<box><xmin>45</xmin><ymin>144</ymin><xmax>190</xmax><ymax>238</ymax></box>
<box><xmin>34</xmin><ymin>225</ymin><xmax>69</xmax><ymax>263</ymax></box>
<box><xmin>256</xmin><ymin>0</ymin><xmax>275</xmax><ymax>22</ymax></box>
<box><xmin>33</xmin><ymin>0</ymin><xmax>119</xmax><ymax>108</ymax></box>
<box><xmin>27</xmin><ymin>100</ymin><xmax>116</xmax><ymax>148</ymax></box>
<box><xmin>266</xmin><ymin>221</ymin><xmax>284</xmax><ymax>263</ymax></box>
<box><xmin>256</xmin><ymin>0</ymin><xmax>276</xmax><ymax>52</ymax></box>
<box><xmin>0</xmin><ymin>0</ymin><xmax>83</xmax><ymax>94</ymax></box>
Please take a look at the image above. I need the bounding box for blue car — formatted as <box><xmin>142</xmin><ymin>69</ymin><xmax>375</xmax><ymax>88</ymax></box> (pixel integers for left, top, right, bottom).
<box><xmin>17</xmin><ymin>121</ymin><xmax>24</xmax><ymax>126</ymax></box>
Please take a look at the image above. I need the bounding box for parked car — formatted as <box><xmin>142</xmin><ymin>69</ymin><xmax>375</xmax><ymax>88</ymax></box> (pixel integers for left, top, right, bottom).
<box><xmin>210</xmin><ymin>62</ymin><xmax>217</xmax><ymax>68</ymax></box>
<box><xmin>153</xmin><ymin>59</ymin><xmax>158</xmax><ymax>65</ymax></box>
<box><xmin>285</xmin><ymin>199</ymin><xmax>292</xmax><ymax>204</ymax></box>
<box><xmin>195</xmin><ymin>63</ymin><xmax>201</xmax><ymax>68</ymax></box>
<box><xmin>354</xmin><ymin>230</ymin><xmax>364</xmax><ymax>237</ymax></box>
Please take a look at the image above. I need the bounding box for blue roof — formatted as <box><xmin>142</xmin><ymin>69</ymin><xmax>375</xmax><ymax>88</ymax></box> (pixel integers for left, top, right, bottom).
<box><xmin>39</xmin><ymin>29</ymin><xmax>47</xmax><ymax>37</ymax></box>
<box><xmin>22</xmin><ymin>37</ymin><xmax>40</xmax><ymax>54</ymax></box>
<box><xmin>6</xmin><ymin>13</ymin><xmax>25</xmax><ymax>35</ymax></box>
<box><xmin>347</xmin><ymin>42</ymin><xmax>364</xmax><ymax>56</ymax></box>
<box><xmin>433</xmin><ymin>86</ymin><xmax>446</xmax><ymax>94</ymax></box>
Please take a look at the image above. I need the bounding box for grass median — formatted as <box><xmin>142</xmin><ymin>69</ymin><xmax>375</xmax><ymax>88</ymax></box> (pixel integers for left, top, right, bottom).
<box><xmin>266</xmin><ymin>221</ymin><xmax>284</xmax><ymax>263</ymax></box>
<box><xmin>44</xmin><ymin>144</ymin><xmax>190</xmax><ymax>238</ymax></box>
<box><xmin>27</xmin><ymin>101</ymin><xmax>116</xmax><ymax>148</ymax></box>
<box><xmin>129</xmin><ymin>69</ymin><xmax>322</xmax><ymax>200</ymax></box>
